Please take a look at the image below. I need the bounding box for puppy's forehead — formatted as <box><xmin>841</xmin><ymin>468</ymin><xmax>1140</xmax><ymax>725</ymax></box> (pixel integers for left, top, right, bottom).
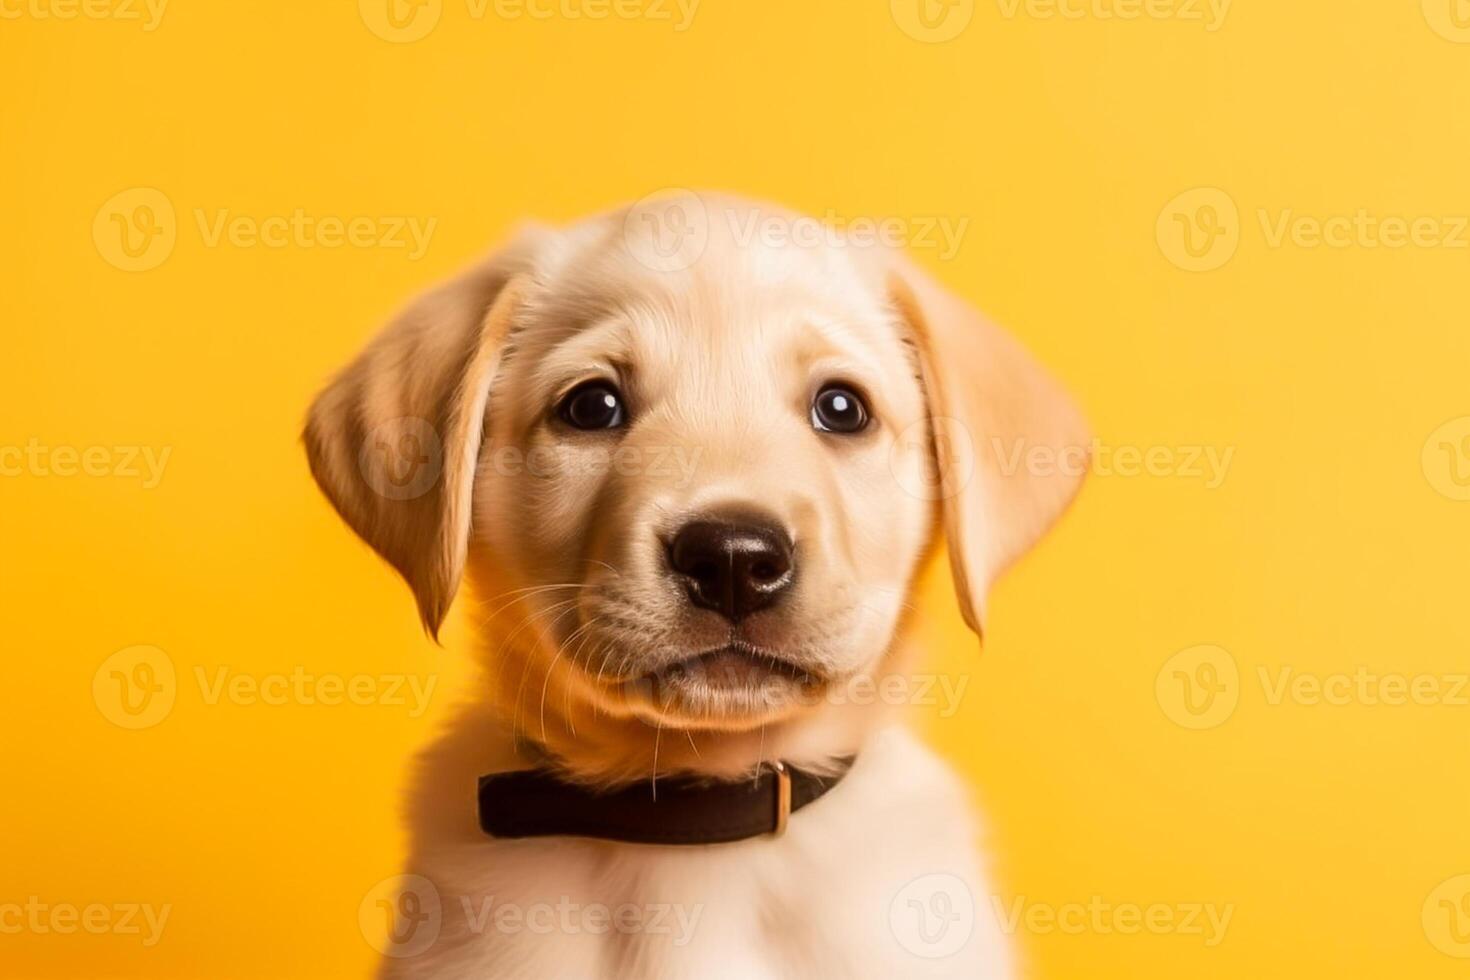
<box><xmin>517</xmin><ymin>205</ymin><xmax>903</xmax><ymax>387</ymax></box>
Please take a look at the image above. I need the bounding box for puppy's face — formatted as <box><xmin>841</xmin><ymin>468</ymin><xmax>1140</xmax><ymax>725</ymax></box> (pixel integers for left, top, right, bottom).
<box><xmin>473</xmin><ymin>207</ymin><xmax>934</xmax><ymax>730</ymax></box>
<box><xmin>306</xmin><ymin>193</ymin><xmax>1088</xmax><ymax>757</ymax></box>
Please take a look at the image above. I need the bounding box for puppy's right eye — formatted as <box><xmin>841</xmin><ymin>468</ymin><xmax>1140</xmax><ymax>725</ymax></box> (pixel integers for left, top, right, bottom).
<box><xmin>557</xmin><ymin>381</ymin><xmax>627</xmax><ymax>431</ymax></box>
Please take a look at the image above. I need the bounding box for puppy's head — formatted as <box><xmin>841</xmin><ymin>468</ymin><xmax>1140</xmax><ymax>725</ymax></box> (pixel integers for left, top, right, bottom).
<box><xmin>305</xmin><ymin>194</ymin><xmax>1087</xmax><ymax>743</ymax></box>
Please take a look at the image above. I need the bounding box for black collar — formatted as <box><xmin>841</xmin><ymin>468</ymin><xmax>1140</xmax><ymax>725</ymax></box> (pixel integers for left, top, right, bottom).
<box><xmin>478</xmin><ymin>758</ymin><xmax>855</xmax><ymax>846</ymax></box>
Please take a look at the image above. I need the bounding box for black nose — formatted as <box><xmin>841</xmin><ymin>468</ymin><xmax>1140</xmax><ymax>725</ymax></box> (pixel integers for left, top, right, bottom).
<box><xmin>668</xmin><ymin>517</ymin><xmax>795</xmax><ymax>621</ymax></box>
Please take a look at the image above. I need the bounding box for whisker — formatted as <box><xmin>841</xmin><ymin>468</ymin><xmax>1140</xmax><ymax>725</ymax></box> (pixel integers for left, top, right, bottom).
<box><xmin>537</xmin><ymin>615</ymin><xmax>599</xmax><ymax>743</ymax></box>
<box><xmin>476</xmin><ymin>583</ymin><xmax>590</xmax><ymax>626</ymax></box>
<box><xmin>580</xmin><ymin>558</ymin><xmax>622</xmax><ymax>576</ymax></box>
<box><xmin>512</xmin><ymin>599</ymin><xmax>583</xmax><ymax>741</ymax></box>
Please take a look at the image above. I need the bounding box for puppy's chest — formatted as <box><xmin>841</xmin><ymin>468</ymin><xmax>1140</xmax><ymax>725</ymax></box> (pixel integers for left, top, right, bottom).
<box><xmin>442</xmin><ymin>800</ymin><xmax>944</xmax><ymax>978</ymax></box>
<box><xmin>408</xmin><ymin>729</ymin><xmax>993</xmax><ymax>979</ymax></box>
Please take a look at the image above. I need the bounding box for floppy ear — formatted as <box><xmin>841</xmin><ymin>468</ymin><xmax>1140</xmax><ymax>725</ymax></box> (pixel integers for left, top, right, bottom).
<box><xmin>888</xmin><ymin>258</ymin><xmax>1090</xmax><ymax>635</ymax></box>
<box><xmin>303</xmin><ymin>241</ymin><xmax>539</xmax><ymax>638</ymax></box>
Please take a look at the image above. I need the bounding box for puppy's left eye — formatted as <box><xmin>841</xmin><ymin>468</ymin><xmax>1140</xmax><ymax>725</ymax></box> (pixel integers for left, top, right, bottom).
<box><xmin>558</xmin><ymin>381</ymin><xmax>627</xmax><ymax>430</ymax></box>
<box><xmin>811</xmin><ymin>385</ymin><xmax>870</xmax><ymax>434</ymax></box>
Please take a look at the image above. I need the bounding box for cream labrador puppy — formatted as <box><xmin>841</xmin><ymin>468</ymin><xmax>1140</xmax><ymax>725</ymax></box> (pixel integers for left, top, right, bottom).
<box><xmin>305</xmin><ymin>192</ymin><xmax>1087</xmax><ymax>979</ymax></box>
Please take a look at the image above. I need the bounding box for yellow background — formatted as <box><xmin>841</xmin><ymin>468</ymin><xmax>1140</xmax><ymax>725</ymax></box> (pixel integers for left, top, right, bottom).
<box><xmin>4</xmin><ymin>0</ymin><xmax>1469</xmax><ymax>976</ymax></box>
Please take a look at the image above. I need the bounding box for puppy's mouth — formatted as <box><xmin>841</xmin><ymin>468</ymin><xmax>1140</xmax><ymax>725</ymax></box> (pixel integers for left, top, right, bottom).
<box><xmin>619</xmin><ymin>641</ymin><xmax>828</xmax><ymax>729</ymax></box>
<box><xmin>662</xmin><ymin>642</ymin><xmax>821</xmax><ymax>688</ymax></box>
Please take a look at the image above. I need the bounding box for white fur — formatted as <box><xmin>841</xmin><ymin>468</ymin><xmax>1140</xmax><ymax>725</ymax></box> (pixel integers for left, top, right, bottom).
<box><xmin>386</xmin><ymin>723</ymin><xmax>1011</xmax><ymax>979</ymax></box>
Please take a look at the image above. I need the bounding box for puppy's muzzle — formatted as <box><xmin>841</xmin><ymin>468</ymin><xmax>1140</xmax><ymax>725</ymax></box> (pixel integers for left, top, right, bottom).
<box><xmin>668</xmin><ymin>513</ymin><xmax>794</xmax><ymax>621</ymax></box>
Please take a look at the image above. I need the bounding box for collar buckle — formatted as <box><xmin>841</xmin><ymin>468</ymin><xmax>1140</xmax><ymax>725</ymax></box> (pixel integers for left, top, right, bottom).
<box><xmin>770</xmin><ymin>761</ymin><xmax>792</xmax><ymax>837</ymax></box>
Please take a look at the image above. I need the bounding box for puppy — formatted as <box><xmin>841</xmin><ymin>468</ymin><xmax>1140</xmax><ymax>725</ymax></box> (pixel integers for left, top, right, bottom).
<box><xmin>305</xmin><ymin>192</ymin><xmax>1088</xmax><ymax>978</ymax></box>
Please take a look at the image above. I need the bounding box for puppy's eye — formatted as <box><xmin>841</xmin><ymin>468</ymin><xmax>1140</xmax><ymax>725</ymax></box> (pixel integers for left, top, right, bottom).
<box><xmin>558</xmin><ymin>381</ymin><xmax>626</xmax><ymax>431</ymax></box>
<box><xmin>811</xmin><ymin>385</ymin><xmax>870</xmax><ymax>435</ymax></box>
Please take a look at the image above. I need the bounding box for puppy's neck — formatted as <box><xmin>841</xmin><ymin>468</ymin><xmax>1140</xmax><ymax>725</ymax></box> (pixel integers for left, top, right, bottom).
<box><xmin>464</xmin><ymin>574</ymin><xmax>920</xmax><ymax>787</ymax></box>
